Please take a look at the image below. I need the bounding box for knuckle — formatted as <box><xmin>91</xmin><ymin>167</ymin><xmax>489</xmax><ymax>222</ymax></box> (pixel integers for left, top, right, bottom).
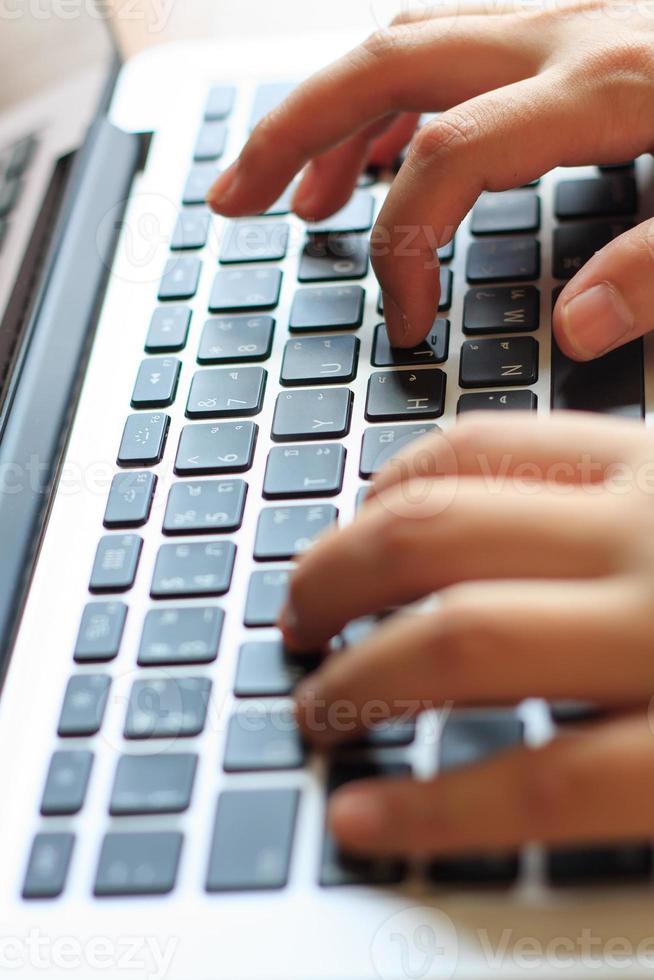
<box><xmin>360</xmin><ymin>27</ymin><xmax>403</xmax><ymax>63</ymax></box>
<box><xmin>410</xmin><ymin>110</ymin><xmax>482</xmax><ymax>167</ymax></box>
<box><xmin>578</xmin><ymin>38</ymin><xmax>654</xmax><ymax>85</ymax></box>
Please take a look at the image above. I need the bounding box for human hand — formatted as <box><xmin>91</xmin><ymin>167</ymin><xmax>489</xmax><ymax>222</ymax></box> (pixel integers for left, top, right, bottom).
<box><xmin>208</xmin><ymin>1</ymin><xmax>654</xmax><ymax>356</ymax></box>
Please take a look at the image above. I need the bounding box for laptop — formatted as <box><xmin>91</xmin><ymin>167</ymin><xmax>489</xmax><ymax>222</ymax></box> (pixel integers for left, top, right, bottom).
<box><xmin>1</xmin><ymin>5</ymin><xmax>654</xmax><ymax>979</ymax></box>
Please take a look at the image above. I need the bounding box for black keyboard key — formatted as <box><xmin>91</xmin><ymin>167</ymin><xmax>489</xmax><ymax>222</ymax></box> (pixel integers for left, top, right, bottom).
<box><xmin>57</xmin><ymin>674</ymin><xmax>110</xmax><ymax>737</ymax></box>
<box><xmin>224</xmin><ymin>705</ymin><xmax>305</xmax><ymax>771</ymax></box>
<box><xmin>0</xmin><ymin>175</ymin><xmax>20</xmax><ymax>217</ymax></box>
<box><xmin>547</xmin><ymin>845</ymin><xmax>652</xmax><ymax>886</ymax></box>
<box><xmin>551</xmin><ymin>335</ymin><xmax>643</xmax><ymax>417</ymax></box>
<box><xmin>7</xmin><ymin>135</ymin><xmax>36</xmax><ymax>178</ymax></box>
<box><xmin>89</xmin><ymin>534</ymin><xmax>142</xmax><ymax>593</ymax></box>
<box><xmin>438</xmin><ymin>238</ymin><xmax>455</xmax><ymax>263</ymax></box>
<box><xmin>598</xmin><ymin>160</ymin><xmax>635</xmax><ymax>172</ymax></box>
<box><xmin>110</xmin><ymin>754</ymin><xmax>197</xmax><ymax>815</ymax></box>
<box><xmin>131</xmin><ymin>357</ymin><xmax>180</xmax><ymax>409</ymax></box>
<box><xmin>459</xmin><ymin>337</ymin><xmax>539</xmax><ymax>388</ymax></box>
<box><xmin>321</xmin><ymin>761</ymin><xmax>409</xmax><ymax>886</ymax></box>
<box><xmin>158</xmin><ymin>255</ymin><xmax>201</xmax><ymax>300</ymax></box>
<box><xmin>182</xmin><ymin>163</ymin><xmax>218</xmax><ymax>204</ymax></box>
<box><xmin>74</xmin><ymin>601</ymin><xmax>127</xmax><ymax>662</ymax></box>
<box><xmin>145</xmin><ymin>305</ymin><xmax>190</xmax><ymax>353</ymax></box>
<box><xmin>554</xmin><ymin>174</ymin><xmax>637</xmax><ymax>219</ymax></box>
<box><xmin>471</xmin><ymin>190</ymin><xmax>540</xmax><ymax>235</ymax></box>
<box><xmin>263</xmin><ymin>444</ymin><xmax>346</xmax><ymax>499</ymax></box>
<box><xmin>552</xmin><ymin>221</ymin><xmax>630</xmax><ymax>280</ymax></box>
<box><xmin>299</xmin><ymin>234</ymin><xmax>369</xmax><ymax>282</ymax></box>
<box><xmin>117</xmin><ymin>412</ymin><xmax>169</xmax><ymax>467</ymax></box>
<box><xmin>209</xmin><ymin>267</ymin><xmax>282</xmax><ymax>312</ymax></box>
<box><xmin>204</xmin><ymin>84</ymin><xmax>235</xmax><ymax>120</ymax></box>
<box><xmin>187</xmin><ymin>366</ymin><xmax>266</xmax><ymax>419</ymax></box>
<box><xmin>366</xmin><ymin>369</ymin><xmax>446</xmax><ymax>421</ymax></box>
<box><xmin>138</xmin><ymin>606</ymin><xmax>224</xmax><ymax>666</ymax></box>
<box><xmin>463</xmin><ymin>285</ymin><xmax>539</xmax><ymax>335</ymax></box>
<box><xmin>41</xmin><ymin>750</ymin><xmax>93</xmax><ymax>816</ymax></box>
<box><xmin>438</xmin><ymin>266</ymin><xmax>453</xmax><ymax>310</ymax></box>
<box><xmin>104</xmin><ymin>471</ymin><xmax>156</xmax><ymax>529</ymax></box>
<box><xmin>281</xmin><ymin>335</ymin><xmax>359</xmax><ymax>385</ymax></box>
<box><xmin>175</xmin><ymin>420</ymin><xmax>257</xmax><ymax>475</ymax></box>
<box><xmin>206</xmin><ymin>788</ymin><xmax>299</xmax><ymax>891</ymax></box>
<box><xmin>466</xmin><ymin>237</ymin><xmax>540</xmax><ymax>283</ymax></box>
<box><xmin>151</xmin><ymin>541</ymin><xmax>235</xmax><ymax>598</ymax></box>
<box><xmin>234</xmin><ymin>640</ymin><xmax>320</xmax><ymax>697</ymax></box>
<box><xmin>94</xmin><ymin>832</ymin><xmax>183</xmax><ymax>896</ymax></box>
<box><xmin>124</xmin><ymin>676</ymin><xmax>212</xmax><ymax>739</ymax></box>
<box><xmin>306</xmin><ymin>191</ymin><xmax>374</xmax><ymax>234</ymax></box>
<box><xmin>249</xmin><ymin>81</ymin><xmax>295</xmax><ymax>130</ymax></box>
<box><xmin>23</xmin><ymin>833</ymin><xmax>74</xmax><ymax>899</ymax></box>
<box><xmin>198</xmin><ymin>314</ymin><xmax>274</xmax><ymax>364</ymax></box>
<box><xmin>359</xmin><ymin>424</ymin><xmax>436</xmax><ymax>478</ymax></box>
<box><xmin>550</xmin><ymin>700</ymin><xmax>603</xmax><ymax>725</ymax></box>
<box><xmin>163</xmin><ymin>478</ymin><xmax>247</xmax><ymax>534</ymax></box>
<box><xmin>372</xmin><ymin>319</ymin><xmax>449</xmax><ymax>366</ymax></box>
<box><xmin>171</xmin><ymin>209</ymin><xmax>210</xmax><ymax>250</ymax></box>
<box><xmin>244</xmin><ymin>568</ymin><xmax>292</xmax><ymax>627</ymax></box>
<box><xmin>458</xmin><ymin>390</ymin><xmax>537</xmax><ymax>414</ymax></box>
<box><xmin>219</xmin><ymin>221</ymin><xmax>289</xmax><ymax>263</ymax></box>
<box><xmin>354</xmin><ymin>718</ymin><xmax>416</xmax><ymax>748</ymax></box>
<box><xmin>193</xmin><ymin>120</ymin><xmax>227</xmax><ymax>161</ymax></box>
<box><xmin>254</xmin><ymin>504</ymin><xmax>337</xmax><ymax>560</ymax></box>
<box><xmin>272</xmin><ymin>387</ymin><xmax>352</xmax><ymax>441</ymax></box>
<box><xmin>289</xmin><ymin>285</ymin><xmax>365</xmax><ymax>331</ymax></box>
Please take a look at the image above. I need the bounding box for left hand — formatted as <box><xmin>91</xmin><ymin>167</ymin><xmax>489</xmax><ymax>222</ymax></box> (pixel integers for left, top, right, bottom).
<box><xmin>279</xmin><ymin>413</ymin><xmax>654</xmax><ymax>858</ymax></box>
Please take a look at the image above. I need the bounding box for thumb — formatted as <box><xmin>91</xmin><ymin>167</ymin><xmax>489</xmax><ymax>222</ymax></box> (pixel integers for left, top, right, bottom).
<box><xmin>552</xmin><ymin>219</ymin><xmax>654</xmax><ymax>362</ymax></box>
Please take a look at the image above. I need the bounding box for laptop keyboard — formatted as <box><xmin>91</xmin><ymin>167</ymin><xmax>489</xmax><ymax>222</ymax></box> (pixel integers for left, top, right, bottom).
<box><xmin>20</xmin><ymin>83</ymin><xmax>653</xmax><ymax>902</ymax></box>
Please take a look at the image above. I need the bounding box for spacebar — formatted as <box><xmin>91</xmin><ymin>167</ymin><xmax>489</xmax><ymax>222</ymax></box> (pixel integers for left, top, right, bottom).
<box><xmin>551</xmin><ymin>337</ymin><xmax>644</xmax><ymax>417</ymax></box>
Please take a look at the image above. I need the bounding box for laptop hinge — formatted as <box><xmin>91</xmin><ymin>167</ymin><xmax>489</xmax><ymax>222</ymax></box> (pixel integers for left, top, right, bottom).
<box><xmin>0</xmin><ymin>117</ymin><xmax>143</xmax><ymax>676</ymax></box>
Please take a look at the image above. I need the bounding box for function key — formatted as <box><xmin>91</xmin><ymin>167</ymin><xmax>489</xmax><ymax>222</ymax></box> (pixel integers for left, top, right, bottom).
<box><xmin>457</xmin><ymin>390</ymin><xmax>537</xmax><ymax>414</ymax></box>
<box><xmin>298</xmin><ymin>234</ymin><xmax>369</xmax><ymax>282</ymax></box>
<box><xmin>306</xmin><ymin>190</ymin><xmax>374</xmax><ymax>234</ymax></box>
<box><xmin>171</xmin><ymin>209</ymin><xmax>210</xmax><ymax>251</ymax></box>
<box><xmin>280</xmin><ymin>335</ymin><xmax>359</xmax><ymax>385</ymax></box>
<box><xmin>219</xmin><ymin>221</ymin><xmax>289</xmax><ymax>263</ymax></box>
<box><xmin>74</xmin><ymin>601</ymin><xmax>127</xmax><ymax>662</ymax></box>
<box><xmin>206</xmin><ymin>788</ymin><xmax>299</xmax><ymax>891</ymax></box>
<box><xmin>366</xmin><ymin>369</ymin><xmax>446</xmax><ymax>421</ymax></box>
<box><xmin>182</xmin><ymin>163</ymin><xmax>219</xmax><ymax>205</ymax></box>
<box><xmin>471</xmin><ymin>189</ymin><xmax>540</xmax><ymax>235</ymax></box>
<box><xmin>110</xmin><ymin>754</ymin><xmax>197</xmax><ymax>815</ymax></box>
<box><xmin>271</xmin><ymin>388</ymin><xmax>352</xmax><ymax>441</ymax></box>
<box><xmin>554</xmin><ymin>174</ymin><xmax>637</xmax><ymax>219</ymax></box>
<box><xmin>124</xmin><ymin>677</ymin><xmax>212</xmax><ymax>739</ymax></box>
<box><xmin>131</xmin><ymin>357</ymin><xmax>181</xmax><ymax>409</ymax></box>
<box><xmin>175</xmin><ymin>420</ymin><xmax>257</xmax><ymax>475</ymax></box>
<box><xmin>145</xmin><ymin>305</ymin><xmax>190</xmax><ymax>353</ymax></box>
<box><xmin>466</xmin><ymin>237</ymin><xmax>540</xmax><ymax>283</ymax></box>
<box><xmin>117</xmin><ymin>413</ymin><xmax>169</xmax><ymax>467</ymax></box>
<box><xmin>198</xmin><ymin>315</ymin><xmax>274</xmax><ymax>364</ymax></box>
<box><xmin>254</xmin><ymin>504</ymin><xmax>337</xmax><ymax>561</ymax></box>
<box><xmin>204</xmin><ymin>83</ymin><xmax>236</xmax><ymax>120</ymax></box>
<box><xmin>234</xmin><ymin>640</ymin><xmax>321</xmax><ymax>697</ymax></box>
<box><xmin>552</xmin><ymin>221</ymin><xmax>630</xmax><ymax>280</ymax></box>
<box><xmin>23</xmin><ymin>833</ymin><xmax>75</xmax><ymax>899</ymax></box>
<box><xmin>263</xmin><ymin>444</ymin><xmax>346</xmax><ymax>499</ymax></box>
<box><xmin>193</xmin><ymin>120</ymin><xmax>227</xmax><ymax>161</ymax></box>
<box><xmin>103</xmin><ymin>471</ymin><xmax>157</xmax><ymax>529</ymax></box>
<box><xmin>223</xmin><ymin>705</ymin><xmax>305</xmax><ymax>771</ymax></box>
<box><xmin>57</xmin><ymin>674</ymin><xmax>111</xmax><ymax>737</ymax></box>
<box><xmin>94</xmin><ymin>832</ymin><xmax>183</xmax><ymax>896</ymax></box>
<box><xmin>372</xmin><ymin>319</ymin><xmax>449</xmax><ymax>367</ymax></box>
<box><xmin>463</xmin><ymin>285</ymin><xmax>539</xmax><ymax>335</ymax></box>
<box><xmin>244</xmin><ymin>568</ymin><xmax>292</xmax><ymax>627</ymax></box>
<box><xmin>163</xmin><ymin>478</ymin><xmax>247</xmax><ymax>535</ymax></box>
<box><xmin>359</xmin><ymin>424</ymin><xmax>436</xmax><ymax>479</ymax></box>
<box><xmin>209</xmin><ymin>267</ymin><xmax>282</xmax><ymax>312</ymax></box>
<box><xmin>137</xmin><ymin>606</ymin><xmax>224</xmax><ymax>666</ymax></box>
<box><xmin>289</xmin><ymin>285</ymin><xmax>365</xmax><ymax>332</ymax></box>
<box><xmin>186</xmin><ymin>366</ymin><xmax>266</xmax><ymax>418</ymax></box>
<box><xmin>150</xmin><ymin>540</ymin><xmax>236</xmax><ymax>598</ymax></box>
<box><xmin>459</xmin><ymin>337</ymin><xmax>539</xmax><ymax>388</ymax></box>
<box><xmin>158</xmin><ymin>255</ymin><xmax>201</xmax><ymax>300</ymax></box>
<box><xmin>89</xmin><ymin>534</ymin><xmax>142</xmax><ymax>593</ymax></box>
<box><xmin>40</xmin><ymin>750</ymin><xmax>93</xmax><ymax>816</ymax></box>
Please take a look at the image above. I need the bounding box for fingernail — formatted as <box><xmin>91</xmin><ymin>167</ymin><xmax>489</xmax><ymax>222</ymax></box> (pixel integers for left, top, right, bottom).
<box><xmin>560</xmin><ymin>282</ymin><xmax>633</xmax><ymax>359</ymax></box>
<box><xmin>329</xmin><ymin>789</ymin><xmax>386</xmax><ymax>841</ymax></box>
<box><xmin>382</xmin><ymin>292</ymin><xmax>411</xmax><ymax>345</ymax></box>
<box><xmin>206</xmin><ymin>161</ymin><xmax>239</xmax><ymax>210</ymax></box>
